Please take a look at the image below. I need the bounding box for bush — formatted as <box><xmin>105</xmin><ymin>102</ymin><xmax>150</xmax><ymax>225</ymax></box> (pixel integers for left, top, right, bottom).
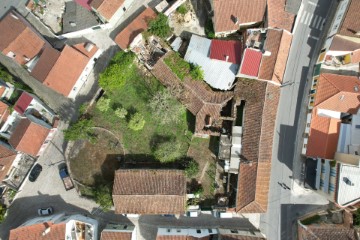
<box><xmin>64</xmin><ymin>119</ymin><xmax>96</xmax><ymax>142</ymax></box>
<box><xmin>128</xmin><ymin>113</ymin><xmax>145</xmax><ymax>131</ymax></box>
<box><xmin>184</xmin><ymin>159</ymin><xmax>199</xmax><ymax>178</ymax></box>
<box><xmin>92</xmin><ymin>184</ymin><xmax>113</xmax><ymax>211</ymax></box>
<box><xmin>154</xmin><ymin>140</ymin><xmax>183</xmax><ymax>163</ymax></box>
<box><xmin>353</xmin><ymin>208</ymin><xmax>360</xmax><ymax>226</ymax></box>
<box><xmin>99</xmin><ymin>51</ymin><xmax>136</xmax><ymax>91</ymax></box>
<box><xmin>190</xmin><ymin>64</ymin><xmax>204</xmax><ymax>81</ymax></box>
<box><xmin>0</xmin><ymin>204</ymin><xmax>6</xmax><ymax>223</ymax></box>
<box><xmin>115</xmin><ymin>107</ymin><xmax>128</xmax><ymax>119</ymax></box>
<box><xmin>0</xmin><ymin>65</ymin><xmax>13</xmax><ymax>83</ymax></box>
<box><xmin>205</xmin><ymin>19</ymin><xmax>215</xmax><ymax>39</ymax></box>
<box><xmin>163</xmin><ymin>53</ymin><xmax>191</xmax><ymax>80</ymax></box>
<box><xmin>96</xmin><ymin>98</ymin><xmax>111</xmax><ymax>112</ymax></box>
<box><xmin>177</xmin><ymin>4</ymin><xmax>188</xmax><ymax>15</ymax></box>
<box><xmin>148</xmin><ymin>13</ymin><xmax>171</xmax><ymax>38</ymax></box>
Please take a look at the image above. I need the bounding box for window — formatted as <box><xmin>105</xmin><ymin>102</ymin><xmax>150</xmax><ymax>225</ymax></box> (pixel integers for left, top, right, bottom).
<box><xmin>303</xmin><ymin>144</ymin><xmax>307</xmax><ymax>148</ymax></box>
<box><xmin>307</xmin><ymin>123</ymin><xmax>310</xmax><ymax>127</ymax></box>
<box><xmin>356</xmin><ymin>125</ymin><xmax>360</xmax><ymax>129</ymax></box>
<box><xmin>123</xmin><ymin>7</ymin><xmax>126</xmax><ymax>11</ymax></box>
<box><xmin>208</xmin><ymin>229</ymin><xmax>213</xmax><ymax>233</ymax></box>
<box><xmin>355</xmin><ymin>151</ymin><xmax>359</xmax><ymax>155</ymax></box>
<box><xmin>230</xmin><ymin>230</ymin><xmax>239</xmax><ymax>233</ymax></box>
<box><xmin>167</xmin><ymin>229</ymin><xmax>171</xmax><ymax>233</ymax></box>
<box><xmin>176</xmin><ymin>229</ymin><xmax>181</xmax><ymax>233</ymax></box>
<box><xmin>196</xmin><ymin>230</ymin><xmax>201</xmax><ymax>234</ymax></box>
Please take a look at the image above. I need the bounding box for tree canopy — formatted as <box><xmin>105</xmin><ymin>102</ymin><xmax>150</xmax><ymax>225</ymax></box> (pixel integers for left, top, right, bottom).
<box><xmin>154</xmin><ymin>140</ymin><xmax>183</xmax><ymax>163</ymax></box>
<box><xmin>92</xmin><ymin>184</ymin><xmax>113</xmax><ymax>211</ymax></box>
<box><xmin>148</xmin><ymin>13</ymin><xmax>171</xmax><ymax>38</ymax></box>
<box><xmin>96</xmin><ymin>98</ymin><xmax>111</xmax><ymax>112</ymax></box>
<box><xmin>64</xmin><ymin>119</ymin><xmax>95</xmax><ymax>142</ymax></box>
<box><xmin>128</xmin><ymin>113</ymin><xmax>145</xmax><ymax>131</ymax></box>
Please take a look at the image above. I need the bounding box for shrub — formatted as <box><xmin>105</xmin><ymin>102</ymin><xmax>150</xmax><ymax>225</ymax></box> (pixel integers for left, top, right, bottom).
<box><xmin>64</xmin><ymin>119</ymin><xmax>96</xmax><ymax>142</ymax></box>
<box><xmin>115</xmin><ymin>107</ymin><xmax>128</xmax><ymax>119</ymax></box>
<box><xmin>177</xmin><ymin>4</ymin><xmax>188</xmax><ymax>15</ymax></box>
<box><xmin>163</xmin><ymin>53</ymin><xmax>191</xmax><ymax>80</ymax></box>
<box><xmin>0</xmin><ymin>65</ymin><xmax>13</xmax><ymax>83</ymax></box>
<box><xmin>205</xmin><ymin>19</ymin><xmax>215</xmax><ymax>39</ymax></box>
<box><xmin>190</xmin><ymin>64</ymin><xmax>204</xmax><ymax>81</ymax></box>
<box><xmin>184</xmin><ymin>159</ymin><xmax>199</xmax><ymax>178</ymax></box>
<box><xmin>0</xmin><ymin>204</ymin><xmax>6</xmax><ymax>223</ymax></box>
<box><xmin>96</xmin><ymin>98</ymin><xmax>111</xmax><ymax>112</ymax></box>
<box><xmin>92</xmin><ymin>184</ymin><xmax>113</xmax><ymax>211</ymax></box>
<box><xmin>353</xmin><ymin>208</ymin><xmax>360</xmax><ymax>226</ymax></box>
<box><xmin>128</xmin><ymin>113</ymin><xmax>145</xmax><ymax>131</ymax></box>
<box><xmin>148</xmin><ymin>13</ymin><xmax>171</xmax><ymax>38</ymax></box>
<box><xmin>154</xmin><ymin>141</ymin><xmax>183</xmax><ymax>163</ymax></box>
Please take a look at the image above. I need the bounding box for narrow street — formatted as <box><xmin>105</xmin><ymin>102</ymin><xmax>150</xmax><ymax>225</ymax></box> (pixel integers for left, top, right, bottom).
<box><xmin>260</xmin><ymin>0</ymin><xmax>336</xmax><ymax>239</ymax></box>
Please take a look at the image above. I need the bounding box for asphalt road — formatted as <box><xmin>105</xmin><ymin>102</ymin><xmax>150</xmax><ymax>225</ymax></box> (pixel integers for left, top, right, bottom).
<box><xmin>260</xmin><ymin>0</ymin><xmax>336</xmax><ymax>239</ymax></box>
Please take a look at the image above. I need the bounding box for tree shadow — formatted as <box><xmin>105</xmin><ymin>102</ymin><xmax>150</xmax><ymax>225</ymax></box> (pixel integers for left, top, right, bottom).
<box><xmin>149</xmin><ymin>134</ymin><xmax>173</xmax><ymax>152</ymax></box>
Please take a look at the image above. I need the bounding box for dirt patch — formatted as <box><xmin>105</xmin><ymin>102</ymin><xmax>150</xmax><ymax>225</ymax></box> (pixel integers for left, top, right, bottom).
<box><xmin>69</xmin><ymin>129</ymin><xmax>124</xmax><ymax>186</ymax></box>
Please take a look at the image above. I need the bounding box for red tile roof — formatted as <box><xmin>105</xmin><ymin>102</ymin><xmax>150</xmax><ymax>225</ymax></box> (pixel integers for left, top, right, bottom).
<box><xmin>114</xmin><ymin>8</ymin><xmax>157</xmax><ymax>49</ymax></box>
<box><xmin>338</xmin><ymin>0</ymin><xmax>360</xmax><ymax>38</ymax></box>
<box><xmin>234</xmin><ymin>79</ymin><xmax>280</xmax><ymax>213</ymax></box>
<box><xmin>9</xmin><ymin>222</ymin><xmax>66</xmax><ymax>240</ymax></box>
<box><xmin>0</xmin><ymin>11</ymin><xmax>46</xmax><ymax>65</ymax></box>
<box><xmin>101</xmin><ymin>231</ymin><xmax>132</xmax><ymax>240</ymax></box>
<box><xmin>0</xmin><ymin>143</ymin><xmax>17</xmax><ymax>182</ymax></box>
<box><xmin>0</xmin><ymin>142</ymin><xmax>16</xmax><ymax>159</ymax></box>
<box><xmin>212</xmin><ymin>0</ymin><xmax>266</xmax><ymax>33</ymax></box>
<box><xmin>14</xmin><ymin>91</ymin><xmax>33</xmax><ymax>115</ymax></box>
<box><xmin>75</xmin><ymin>0</ymin><xmax>92</xmax><ymax>10</ymax></box>
<box><xmin>90</xmin><ymin>0</ymin><xmax>125</xmax><ymax>21</ymax></box>
<box><xmin>30</xmin><ymin>46</ymin><xmax>61</xmax><ymax>83</ymax></box>
<box><xmin>0</xmin><ymin>101</ymin><xmax>10</xmax><ymax>126</ymax></box>
<box><xmin>298</xmin><ymin>224</ymin><xmax>358</xmax><ymax>240</ymax></box>
<box><xmin>112</xmin><ymin>169</ymin><xmax>187</xmax><ymax>214</ymax></box>
<box><xmin>157</xmin><ymin>236</ymin><xmax>211</xmax><ymax>240</ymax></box>
<box><xmin>351</xmin><ymin>49</ymin><xmax>360</xmax><ymax>63</ymax></box>
<box><xmin>239</xmin><ymin>49</ymin><xmax>262</xmax><ymax>77</ymax></box>
<box><xmin>43</xmin><ymin>43</ymin><xmax>97</xmax><ymax>96</ymax></box>
<box><xmin>209</xmin><ymin>40</ymin><xmax>242</xmax><ymax>64</ymax></box>
<box><xmin>306</xmin><ymin>109</ymin><xmax>341</xmax><ymax>159</ymax></box>
<box><xmin>9</xmin><ymin>118</ymin><xmax>51</xmax><ymax>156</ymax></box>
<box><xmin>267</xmin><ymin>0</ymin><xmax>295</xmax><ymax>32</ymax></box>
<box><xmin>330</xmin><ymin>35</ymin><xmax>360</xmax><ymax>52</ymax></box>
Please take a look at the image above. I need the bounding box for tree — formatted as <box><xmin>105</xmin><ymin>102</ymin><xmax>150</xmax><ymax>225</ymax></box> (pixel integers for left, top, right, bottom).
<box><xmin>205</xmin><ymin>19</ymin><xmax>215</xmax><ymax>39</ymax></box>
<box><xmin>176</xmin><ymin>4</ymin><xmax>188</xmax><ymax>15</ymax></box>
<box><xmin>64</xmin><ymin>119</ymin><xmax>95</xmax><ymax>142</ymax></box>
<box><xmin>98</xmin><ymin>51</ymin><xmax>136</xmax><ymax>91</ymax></box>
<box><xmin>154</xmin><ymin>140</ymin><xmax>183</xmax><ymax>163</ymax></box>
<box><xmin>148</xmin><ymin>13</ymin><xmax>171</xmax><ymax>38</ymax></box>
<box><xmin>184</xmin><ymin>159</ymin><xmax>199</xmax><ymax>178</ymax></box>
<box><xmin>92</xmin><ymin>184</ymin><xmax>113</xmax><ymax>211</ymax></box>
<box><xmin>96</xmin><ymin>98</ymin><xmax>111</xmax><ymax>112</ymax></box>
<box><xmin>0</xmin><ymin>204</ymin><xmax>6</xmax><ymax>223</ymax></box>
<box><xmin>0</xmin><ymin>65</ymin><xmax>13</xmax><ymax>83</ymax></box>
<box><xmin>190</xmin><ymin>64</ymin><xmax>204</xmax><ymax>81</ymax></box>
<box><xmin>149</xmin><ymin>89</ymin><xmax>185</xmax><ymax>125</ymax></box>
<box><xmin>128</xmin><ymin>113</ymin><xmax>145</xmax><ymax>131</ymax></box>
<box><xmin>354</xmin><ymin>208</ymin><xmax>360</xmax><ymax>226</ymax></box>
<box><xmin>115</xmin><ymin>107</ymin><xmax>128</xmax><ymax>119</ymax></box>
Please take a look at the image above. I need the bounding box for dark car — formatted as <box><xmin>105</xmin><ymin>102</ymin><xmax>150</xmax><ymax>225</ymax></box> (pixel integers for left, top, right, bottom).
<box><xmin>29</xmin><ymin>164</ymin><xmax>42</xmax><ymax>182</ymax></box>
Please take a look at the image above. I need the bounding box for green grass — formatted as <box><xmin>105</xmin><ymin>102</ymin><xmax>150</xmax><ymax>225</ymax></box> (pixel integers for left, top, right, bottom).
<box><xmin>91</xmin><ymin>69</ymin><xmax>191</xmax><ymax>162</ymax></box>
<box><xmin>177</xmin><ymin>4</ymin><xmax>188</xmax><ymax>15</ymax></box>
<box><xmin>163</xmin><ymin>53</ymin><xmax>204</xmax><ymax>81</ymax></box>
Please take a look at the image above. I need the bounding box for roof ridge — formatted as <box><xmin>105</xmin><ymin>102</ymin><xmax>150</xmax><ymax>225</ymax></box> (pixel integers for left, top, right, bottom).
<box><xmin>322</xmin><ymin>74</ymin><xmax>343</xmax><ymax>92</ymax></box>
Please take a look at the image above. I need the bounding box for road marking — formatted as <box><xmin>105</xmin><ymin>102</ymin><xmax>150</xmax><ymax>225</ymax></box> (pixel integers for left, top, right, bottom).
<box><xmin>315</xmin><ymin>17</ymin><xmax>323</xmax><ymax>29</ymax></box>
<box><xmin>319</xmin><ymin>19</ymin><xmax>326</xmax><ymax>31</ymax></box>
<box><xmin>311</xmin><ymin>15</ymin><xmax>319</xmax><ymax>28</ymax></box>
<box><xmin>308</xmin><ymin>1</ymin><xmax>317</xmax><ymax>6</ymax></box>
<box><xmin>308</xmin><ymin>34</ymin><xmax>320</xmax><ymax>40</ymax></box>
<box><xmin>300</xmin><ymin>11</ymin><xmax>307</xmax><ymax>23</ymax></box>
<box><xmin>304</xmin><ymin>12</ymin><xmax>312</xmax><ymax>25</ymax></box>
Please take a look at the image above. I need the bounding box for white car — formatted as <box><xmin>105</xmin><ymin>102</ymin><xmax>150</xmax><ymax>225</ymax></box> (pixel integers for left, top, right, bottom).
<box><xmin>38</xmin><ymin>207</ymin><xmax>53</xmax><ymax>216</ymax></box>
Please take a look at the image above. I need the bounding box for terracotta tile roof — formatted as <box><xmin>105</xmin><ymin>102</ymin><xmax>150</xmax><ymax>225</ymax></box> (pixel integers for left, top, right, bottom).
<box><xmin>9</xmin><ymin>222</ymin><xmax>66</xmax><ymax>240</ymax></box>
<box><xmin>72</xmin><ymin>42</ymin><xmax>98</xmax><ymax>58</ymax></box>
<box><xmin>157</xmin><ymin>235</ymin><xmax>210</xmax><ymax>240</ymax></box>
<box><xmin>220</xmin><ymin>235</ymin><xmax>265</xmax><ymax>240</ymax></box>
<box><xmin>351</xmin><ymin>49</ymin><xmax>360</xmax><ymax>63</ymax></box>
<box><xmin>30</xmin><ymin>46</ymin><xmax>60</xmax><ymax>83</ymax></box>
<box><xmin>75</xmin><ymin>0</ymin><xmax>92</xmax><ymax>10</ymax></box>
<box><xmin>272</xmin><ymin>30</ymin><xmax>292</xmax><ymax>84</ymax></box>
<box><xmin>101</xmin><ymin>231</ymin><xmax>132</xmax><ymax>240</ymax></box>
<box><xmin>338</xmin><ymin>0</ymin><xmax>360</xmax><ymax>38</ymax></box>
<box><xmin>0</xmin><ymin>11</ymin><xmax>46</xmax><ymax>65</ymax></box>
<box><xmin>112</xmin><ymin>169</ymin><xmax>186</xmax><ymax>214</ymax></box>
<box><xmin>114</xmin><ymin>8</ymin><xmax>157</xmax><ymax>49</ymax></box>
<box><xmin>0</xmin><ymin>101</ymin><xmax>10</xmax><ymax>126</ymax></box>
<box><xmin>314</xmin><ymin>74</ymin><xmax>360</xmax><ymax>108</ymax></box>
<box><xmin>239</xmin><ymin>49</ymin><xmax>262</xmax><ymax>77</ymax></box>
<box><xmin>317</xmin><ymin>92</ymin><xmax>360</xmax><ymax>114</ymax></box>
<box><xmin>298</xmin><ymin>224</ymin><xmax>358</xmax><ymax>240</ymax></box>
<box><xmin>0</xmin><ymin>154</ymin><xmax>16</xmax><ymax>182</ymax></box>
<box><xmin>0</xmin><ymin>142</ymin><xmax>16</xmax><ymax>158</ymax></box>
<box><xmin>267</xmin><ymin>0</ymin><xmax>295</xmax><ymax>32</ymax></box>
<box><xmin>9</xmin><ymin>118</ymin><xmax>51</xmax><ymax>156</ymax></box>
<box><xmin>329</xmin><ymin>35</ymin><xmax>360</xmax><ymax>52</ymax></box>
<box><xmin>43</xmin><ymin>44</ymin><xmax>96</xmax><ymax>96</ymax></box>
<box><xmin>14</xmin><ymin>91</ymin><xmax>33</xmax><ymax>115</ymax></box>
<box><xmin>234</xmin><ymin>79</ymin><xmax>280</xmax><ymax>213</ymax></box>
<box><xmin>91</xmin><ymin>0</ymin><xmax>125</xmax><ymax>21</ymax></box>
<box><xmin>151</xmin><ymin>52</ymin><xmax>233</xmax><ymax>136</ymax></box>
<box><xmin>212</xmin><ymin>0</ymin><xmax>266</xmax><ymax>33</ymax></box>
<box><xmin>209</xmin><ymin>40</ymin><xmax>242</xmax><ymax>64</ymax></box>
<box><xmin>306</xmin><ymin>108</ymin><xmax>341</xmax><ymax>159</ymax></box>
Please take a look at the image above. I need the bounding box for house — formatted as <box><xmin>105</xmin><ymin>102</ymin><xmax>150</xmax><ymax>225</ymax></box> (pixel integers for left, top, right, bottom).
<box><xmin>101</xmin><ymin>223</ymin><xmax>136</xmax><ymax>240</ymax></box>
<box><xmin>184</xmin><ymin>35</ymin><xmax>242</xmax><ymax>90</ymax></box>
<box><xmin>0</xmin><ymin>143</ymin><xmax>17</xmax><ymax>184</ymax></box>
<box><xmin>31</xmin><ymin>42</ymin><xmax>101</xmax><ymax>98</ymax></box>
<box><xmin>151</xmin><ymin>52</ymin><xmax>234</xmax><ymax>137</ymax></box>
<box><xmin>9</xmin><ymin>213</ymin><xmax>98</xmax><ymax>240</ymax></box>
<box><xmin>112</xmin><ymin>169</ymin><xmax>187</xmax><ymax>214</ymax></box>
<box><xmin>211</xmin><ymin>0</ymin><xmax>266</xmax><ymax>37</ymax></box>
<box><xmin>156</xmin><ymin>227</ymin><xmax>265</xmax><ymax>239</ymax></box>
<box><xmin>114</xmin><ymin>7</ymin><xmax>157</xmax><ymax>50</ymax></box>
<box><xmin>231</xmin><ymin>79</ymin><xmax>280</xmax><ymax>213</ymax></box>
<box><xmin>0</xmin><ymin>101</ymin><xmax>10</xmax><ymax>127</ymax></box>
<box><xmin>90</xmin><ymin>0</ymin><xmax>134</xmax><ymax>23</ymax></box>
<box><xmin>0</xmin><ymin>80</ymin><xmax>14</xmax><ymax>101</ymax></box>
<box><xmin>0</xmin><ymin>10</ymin><xmax>48</xmax><ymax>65</ymax></box>
<box><xmin>238</xmin><ymin>28</ymin><xmax>293</xmax><ymax>85</ymax></box>
<box><xmin>266</xmin><ymin>0</ymin><xmax>295</xmax><ymax>32</ymax></box>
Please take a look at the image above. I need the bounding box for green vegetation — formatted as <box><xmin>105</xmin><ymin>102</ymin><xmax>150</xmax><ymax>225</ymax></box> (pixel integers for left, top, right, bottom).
<box><xmin>79</xmin><ymin>103</ymin><xmax>89</xmax><ymax>115</ymax></box>
<box><xmin>205</xmin><ymin>19</ymin><xmax>215</xmax><ymax>39</ymax></box>
<box><xmin>149</xmin><ymin>89</ymin><xmax>185</xmax><ymax>125</ymax></box>
<box><xmin>176</xmin><ymin>4</ymin><xmax>189</xmax><ymax>15</ymax></box>
<box><xmin>64</xmin><ymin>119</ymin><xmax>95</xmax><ymax>142</ymax></box>
<box><xmin>353</xmin><ymin>208</ymin><xmax>360</xmax><ymax>226</ymax></box>
<box><xmin>148</xmin><ymin>13</ymin><xmax>171</xmax><ymax>38</ymax></box>
<box><xmin>0</xmin><ymin>65</ymin><xmax>13</xmax><ymax>83</ymax></box>
<box><xmin>184</xmin><ymin>158</ymin><xmax>199</xmax><ymax>178</ymax></box>
<box><xmin>164</xmin><ymin>53</ymin><xmax>204</xmax><ymax>81</ymax></box>
<box><xmin>0</xmin><ymin>205</ymin><xmax>6</xmax><ymax>223</ymax></box>
<box><xmin>330</xmin><ymin>160</ymin><xmax>337</xmax><ymax>168</ymax></box>
<box><xmin>128</xmin><ymin>113</ymin><xmax>145</xmax><ymax>131</ymax></box>
<box><xmin>98</xmin><ymin>51</ymin><xmax>136</xmax><ymax>91</ymax></box>
<box><xmin>154</xmin><ymin>140</ymin><xmax>183</xmax><ymax>163</ymax></box>
<box><xmin>92</xmin><ymin>184</ymin><xmax>113</xmax><ymax>211</ymax></box>
<box><xmin>115</xmin><ymin>107</ymin><xmax>127</xmax><ymax>119</ymax></box>
<box><xmin>96</xmin><ymin>98</ymin><xmax>111</xmax><ymax>112</ymax></box>
<box><xmin>301</xmin><ymin>215</ymin><xmax>321</xmax><ymax>225</ymax></box>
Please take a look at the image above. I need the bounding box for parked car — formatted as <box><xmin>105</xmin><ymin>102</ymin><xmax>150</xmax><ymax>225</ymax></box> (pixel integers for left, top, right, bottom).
<box><xmin>38</xmin><ymin>207</ymin><xmax>53</xmax><ymax>216</ymax></box>
<box><xmin>29</xmin><ymin>164</ymin><xmax>42</xmax><ymax>182</ymax></box>
<box><xmin>59</xmin><ymin>166</ymin><xmax>74</xmax><ymax>191</ymax></box>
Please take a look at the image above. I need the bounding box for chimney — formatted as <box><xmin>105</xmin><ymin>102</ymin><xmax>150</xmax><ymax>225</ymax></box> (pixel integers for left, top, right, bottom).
<box><xmin>225</xmin><ymin>55</ymin><xmax>229</xmax><ymax>62</ymax></box>
<box><xmin>42</xmin><ymin>227</ymin><xmax>51</xmax><ymax>236</ymax></box>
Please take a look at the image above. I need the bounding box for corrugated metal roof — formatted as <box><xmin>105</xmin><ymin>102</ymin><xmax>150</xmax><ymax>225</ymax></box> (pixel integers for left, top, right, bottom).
<box><xmin>184</xmin><ymin>35</ymin><xmax>238</xmax><ymax>90</ymax></box>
